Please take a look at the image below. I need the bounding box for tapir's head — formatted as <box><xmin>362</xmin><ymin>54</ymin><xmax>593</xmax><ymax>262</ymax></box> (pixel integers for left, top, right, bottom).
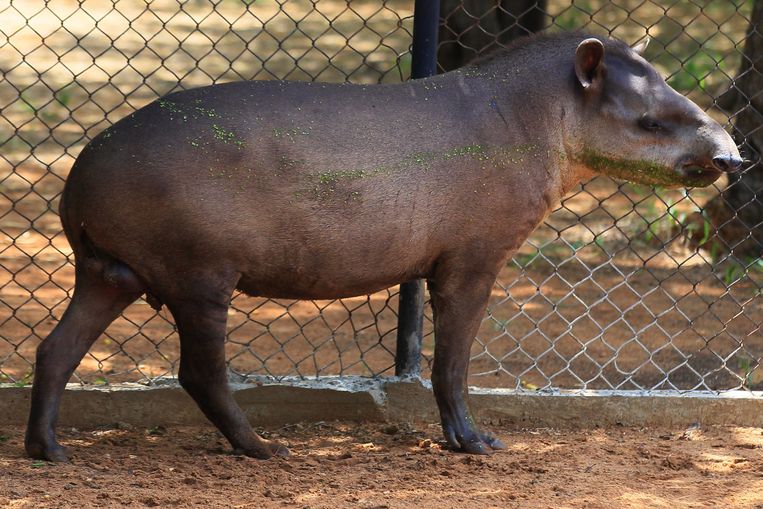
<box><xmin>569</xmin><ymin>36</ymin><xmax>741</xmax><ymax>188</ymax></box>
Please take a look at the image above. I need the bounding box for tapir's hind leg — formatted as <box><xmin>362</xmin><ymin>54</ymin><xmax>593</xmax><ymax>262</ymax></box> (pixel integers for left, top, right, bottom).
<box><xmin>166</xmin><ymin>284</ymin><xmax>289</xmax><ymax>459</ymax></box>
<box><xmin>26</xmin><ymin>265</ymin><xmax>141</xmax><ymax>462</ymax></box>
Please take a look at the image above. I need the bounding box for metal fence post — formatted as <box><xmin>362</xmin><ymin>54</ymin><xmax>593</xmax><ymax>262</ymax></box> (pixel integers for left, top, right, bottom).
<box><xmin>395</xmin><ymin>0</ymin><xmax>440</xmax><ymax>377</ymax></box>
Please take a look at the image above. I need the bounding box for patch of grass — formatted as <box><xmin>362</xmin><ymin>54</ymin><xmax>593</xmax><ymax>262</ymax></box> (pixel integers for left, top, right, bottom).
<box><xmin>513</xmin><ymin>241</ymin><xmax>583</xmax><ymax>268</ymax></box>
<box><xmin>146</xmin><ymin>425</ymin><xmax>166</xmax><ymax>436</ymax></box>
<box><xmin>737</xmin><ymin>356</ymin><xmax>756</xmax><ymax>389</ymax></box>
<box><xmin>514</xmin><ymin>249</ymin><xmax>540</xmax><ymax>268</ymax></box>
<box><xmin>715</xmin><ymin>256</ymin><xmax>763</xmax><ymax>286</ymax></box>
<box><xmin>12</xmin><ymin>372</ymin><xmax>33</xmax><ymax>387</ymax></box>
<box><xmin>551</xmin><ymin>0</ymin><xmax>595</xmax><ymax>31</ymax></box>
<box><xmin>396</xmin><ymin>53</ymin><xmax>412</xmax><ymax>80</ymax></box>
<box><xmin>683</xmin><ymin>209</ymin><xmax>713</xmax><ymax>248</ymax></box>
<box><xmin>55</xmin><ymin>85</ymin><xmax>73</xmax><ymax>108</ymax></box>
<box><xmin>491</xmin><ymin>318</ymin><xmax>510</xmax><ymax>332</ymax></box>
<box><xmin>643</xmin><ymin>198</ymin><xmax>684</xmax><ymax>245</ymax></box>
<box><xmin>723</xmin><ymin>262</ymin><xmax>745</xmax><ymax>285</ymax></box>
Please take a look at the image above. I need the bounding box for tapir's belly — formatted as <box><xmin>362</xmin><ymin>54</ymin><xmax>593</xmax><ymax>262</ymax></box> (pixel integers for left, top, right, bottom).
<box><xmin>236</xmin><ymin>267</ymin><xmax>422</xmax><ymax>300</ymax></box>
<box><xmin>230</xmin><ymin>213</ymin><xmax>437</xmax><ymax>299</ymax></box>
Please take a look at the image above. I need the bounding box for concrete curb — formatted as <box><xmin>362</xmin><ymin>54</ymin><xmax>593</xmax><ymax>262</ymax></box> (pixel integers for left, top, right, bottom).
<box><xmin>2</xmin><ymin>377</ymin><xmax>762</xmax><ymax>428</ymax></box>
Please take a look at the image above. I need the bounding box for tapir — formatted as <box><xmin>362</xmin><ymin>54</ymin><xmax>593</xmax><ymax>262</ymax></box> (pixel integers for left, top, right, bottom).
<box><xmin>25</xmin><ymin>32</ymin><xmax>742</xmax><ymax>461</ymax></box>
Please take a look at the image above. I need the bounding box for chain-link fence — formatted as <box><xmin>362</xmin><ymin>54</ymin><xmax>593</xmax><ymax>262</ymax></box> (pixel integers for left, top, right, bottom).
<box><xmin>1</xmin><ymin>0</ymin><xmax>761</xmax><ymax>393</ymax></box>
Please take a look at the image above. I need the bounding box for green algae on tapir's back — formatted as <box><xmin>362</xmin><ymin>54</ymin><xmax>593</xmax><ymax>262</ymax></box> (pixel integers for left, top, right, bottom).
<box><xmin>302</xmin><ymin>142</ymin><xmax>544</xmax><ymax>202</ymax></box>
<box><xmin>577</xmin><ymin>148</ymin><xmax>710</xmax><ymax>187</ymax></box>
<box><xmin>211</xmin><ymin>124</ymin><xmax>245</xmax><ymax>148</ymax></box>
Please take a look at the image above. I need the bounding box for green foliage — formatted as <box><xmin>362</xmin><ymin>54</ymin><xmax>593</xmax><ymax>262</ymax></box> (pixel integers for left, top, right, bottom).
<box><xmin>639</xmin><ymin>197</ymin><xmax>699</xmax><ymax>249</ymax></box>
<box><xmin>716</xmin><ymin>256</ymin><xmax>763</xmax><ymax>286</ymax></box>
<box><xmin>514</xmin><ymin>249</ymin><xmax>540</xmax><ymax>268</ymax></box>
<box><xmin>513</xmin><ymin>241</ymin><xmax>583</xmax><ymax>268</ymax></box>
<box><xmin>667</xmin><ymin>50</ymin><xmax>726</xmax><ymax>93</ymax></box>
<box><xmin>146</xmin><ymin>425</ymin><xmax>166</xmax><ymax>436</ymax></box>
<box><xmin>396</xmin><ymin>53</ymin><xmax>412</xmax><ymax>81</ymax></box>
<box><xmin>12</xmin><ymin>372</ymin><xmax>33</xmax><ymax>387</ymax></box>
<box><xmin>491</xmin><ymin>318</ymin><xmax>510</xmax><ymax>332</ymax></box>
<box><xmin>55</xmin><ymin>85</ymin><xmax>73</xmax><ymax>108</ymax></box>
<box><xmin>737</xmin><ymin>356</ymin><xmax>756</xmax><ymax>389</ymax></box>
<box><xmin>552</xmin><ymin>1</ymin><xmax>594</xmax><ymax>31</ymax></box>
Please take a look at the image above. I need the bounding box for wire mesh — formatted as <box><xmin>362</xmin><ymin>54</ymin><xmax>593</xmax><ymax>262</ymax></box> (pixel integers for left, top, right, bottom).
<box><xmin>0</xmin><ymin>0</ymin><xmax>760</xmax><ymax>392</ymax></box>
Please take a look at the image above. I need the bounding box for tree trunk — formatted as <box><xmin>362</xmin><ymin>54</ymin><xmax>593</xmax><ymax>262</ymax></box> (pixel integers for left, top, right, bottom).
<box><xmin>438</xmin><ymin>0</ymin><xmax>548</xmax><ymax>72</ymax></box>
<box><xmin>693</xmin><ymin>0</ymin><xmax>763</xmax><ymax>259</ymax></box>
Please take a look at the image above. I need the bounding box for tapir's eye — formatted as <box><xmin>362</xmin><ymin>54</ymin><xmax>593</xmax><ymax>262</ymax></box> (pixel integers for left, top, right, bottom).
<box><xmin>639</xmin><ymin>115</ymin><xmax>663</xmax><ymax>132</ymax></box>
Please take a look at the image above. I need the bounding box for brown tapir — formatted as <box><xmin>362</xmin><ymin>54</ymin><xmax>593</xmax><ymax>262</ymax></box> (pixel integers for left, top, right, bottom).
<box><xmin>25</xmin><ymin>32</ymin><xmax>741</xmax><ymax>462</ymax></box>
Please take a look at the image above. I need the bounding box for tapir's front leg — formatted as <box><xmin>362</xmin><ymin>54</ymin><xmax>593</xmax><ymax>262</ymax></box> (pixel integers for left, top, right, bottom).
<box><xmin>429</xmin><ymin>252</ymin><xmax>508</xmax><ymax>454</ymax></box>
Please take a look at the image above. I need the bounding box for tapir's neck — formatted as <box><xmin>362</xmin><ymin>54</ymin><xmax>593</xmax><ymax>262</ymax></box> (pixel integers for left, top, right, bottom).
<box><xmin>445</xmin><ymin>52</ymin><xmax>588</xmax><ymax>204</ymax></box>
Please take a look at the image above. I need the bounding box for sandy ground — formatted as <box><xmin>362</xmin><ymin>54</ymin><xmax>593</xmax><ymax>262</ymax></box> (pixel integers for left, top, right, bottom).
<box><xmin>0</xmin><ymin>421</ymin><xmax>762</xmax><ymax>509</ymax></box>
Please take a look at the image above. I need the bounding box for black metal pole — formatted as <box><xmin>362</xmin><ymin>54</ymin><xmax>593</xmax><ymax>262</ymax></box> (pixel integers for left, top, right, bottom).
<box><xmin>395</xmin><ymin>0</ymin><xmax>440</xmax><ymax>377</ymax></box>
<box><xmin>409</xmin><ymin>0</ymin><xmax>440</xmax><ymax>80</ymax></box>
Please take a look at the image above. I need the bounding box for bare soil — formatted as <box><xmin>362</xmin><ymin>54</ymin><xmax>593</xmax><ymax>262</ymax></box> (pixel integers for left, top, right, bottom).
<box><xmin>1</xmin><ymin>422</ymin><xmax>762</xmax><ymax>508</ymax></box>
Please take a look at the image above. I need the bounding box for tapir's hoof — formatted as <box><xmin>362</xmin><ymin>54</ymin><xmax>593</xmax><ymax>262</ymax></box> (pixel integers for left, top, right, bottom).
<box><xmin>270</xmin><ymin>442</ymin><xmax>290</xmax><ymax>458</ymax></box>
<box><xmin>25</xmin><ymin>440</ymin><xmax>70</xmax><ymax>463</ymax></box>
<box><xmin>233</xmin><ymin>440</ymin><xmax>290</xmax><ymax>460</ymax></box>
<box><xmin>444</xmin><ymin>425</ymin><xmax>504</xmax><ymax>455</ymax></box>
<box><xmin>458</xmin><ymin>439</ymin><xmax>493</xmax><ymax>455</ymax></box>
<box><xmin>481</xmin><ymin>433</ymin><xmax>507</xmax><ymax>450</ymax></box>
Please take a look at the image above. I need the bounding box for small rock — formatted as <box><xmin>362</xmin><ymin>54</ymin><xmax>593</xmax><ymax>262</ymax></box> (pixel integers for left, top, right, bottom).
<box><xmin>146</xmin><ymin>426</ymin><xmax>166</xmax><ymax>436</ymax></box>
<box><xmin>381</xmin><ymin>425</ymin><xmax>399</xmax><ymax>435</ymax></box>
<box><xmin>662</xmin><ymin>455</ymin><xmax>693</xmax><ymax>470</ymax></box>
<box><xmin>680</xmin><ymin>423</ymin><xmax>701</xmax><ymax>441</ymax></box>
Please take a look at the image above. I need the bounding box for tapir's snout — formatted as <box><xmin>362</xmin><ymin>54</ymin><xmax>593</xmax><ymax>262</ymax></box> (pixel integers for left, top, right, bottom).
<box><xmin>712</xmin><ymin>154</ymin><xmax>744</xmax><ymax>173</ymax></box>
<box><xmin>676</xmin><ymin>118</ymin><xmax>744</xmax><ymax>186</ymax></box>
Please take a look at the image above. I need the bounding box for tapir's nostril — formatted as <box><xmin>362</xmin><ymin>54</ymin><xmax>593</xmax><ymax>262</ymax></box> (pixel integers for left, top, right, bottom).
<box><xmin>712</xmin><ymin>155</ymin><xmax>744</xmax><ymax>173</ymax></box>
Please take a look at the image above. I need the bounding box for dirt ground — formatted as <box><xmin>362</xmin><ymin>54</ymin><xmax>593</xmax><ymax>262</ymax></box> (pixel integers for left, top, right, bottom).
<box><xmin>1</xmin><ymin>421</ymin><xmax>762</xmax><ymax>509</ymax></box>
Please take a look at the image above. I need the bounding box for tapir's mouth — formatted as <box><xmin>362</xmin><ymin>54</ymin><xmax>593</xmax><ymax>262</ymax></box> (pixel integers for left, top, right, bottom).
<box><xmin>675</xmin><ymin>160</ymin><xmax>722</xmax><ymax>186</ymax></box>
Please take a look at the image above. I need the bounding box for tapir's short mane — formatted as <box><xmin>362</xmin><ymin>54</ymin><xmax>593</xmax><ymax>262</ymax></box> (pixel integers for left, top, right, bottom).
<box><xmin>469</xmin><ymin>31</ymin><xmax>635</xmax><ymax>68</ymax></box>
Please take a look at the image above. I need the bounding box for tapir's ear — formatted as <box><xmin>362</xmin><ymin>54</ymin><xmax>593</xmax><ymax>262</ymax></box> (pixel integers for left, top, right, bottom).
<box><xmin>631</xmin><ymin>36</ymin><xmax>650</xmax><ymax>56</ymax></box>
<box><xmin>575</xmin><ymin>38</ymin><xmax>605</xmax><ymax>90</ymax></box>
